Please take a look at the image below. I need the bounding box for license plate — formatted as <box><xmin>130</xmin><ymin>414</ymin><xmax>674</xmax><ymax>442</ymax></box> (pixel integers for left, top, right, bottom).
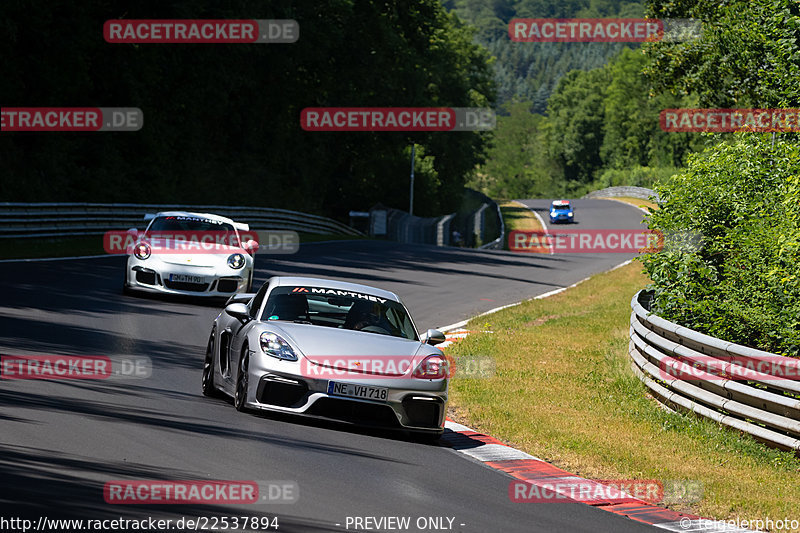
<box><xmin>169</xmin><ymin>273</ymin><xmax>205</xmax><ymax>284</ymax></box>
<box><xmin>327</xmin><ymin>381</ymin><xmax>388</xmax><ymax>401</ymax></box>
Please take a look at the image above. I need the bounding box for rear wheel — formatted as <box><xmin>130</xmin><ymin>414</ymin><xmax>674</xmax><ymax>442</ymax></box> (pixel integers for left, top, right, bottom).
<box><xmin>234</xmin><ymin>344</ymin><xmax>250</xmax><ymax>412</ymax></box>
<box><xmin>122</xmin><ymin>269</ymin><xmax>133</xmax><ymax>295</ymax></box>
<box><xmin>201</xmin><ymin>330</ymin><xmax>219</xmax><ymax>397</ymax></box>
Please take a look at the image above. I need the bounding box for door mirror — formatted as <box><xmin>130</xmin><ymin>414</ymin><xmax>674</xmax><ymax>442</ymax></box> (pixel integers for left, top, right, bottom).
<box><xmin>224</xmin><ymin>302</ymin><xmax>249</xmax><ymax>320</ymax></box>
<box><xmin>242</xmin><ymin>239</ymin><xmax>259</xmax><ymax>255</ymax></box>
<box><xmin>422</xmin><ymin>329</ymin><xmax>446</xmax><ymax>346</ymax></box>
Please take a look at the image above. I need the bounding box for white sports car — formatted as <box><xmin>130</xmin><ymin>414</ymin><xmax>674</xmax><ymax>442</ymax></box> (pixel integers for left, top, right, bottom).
<box><xmin>124</xmin><ymin>211</ymin><xmax>256</xmax><ymax>297</ymax></box>
<box><xmin>202</xmin><ymin>276</ymin><xmax>449</xmax><ymax>440</ymax></box>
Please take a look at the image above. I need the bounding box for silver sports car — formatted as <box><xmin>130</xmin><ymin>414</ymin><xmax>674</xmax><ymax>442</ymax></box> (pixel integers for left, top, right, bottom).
<box><xmin>202</xmin><ymin>276</ymin><xmax>449</xmax><ymax>439</ymax></box>
<box><xmin>124</xmin><ymin>211</ymin><xmax>256</xmax><ymax>297</ymax></box>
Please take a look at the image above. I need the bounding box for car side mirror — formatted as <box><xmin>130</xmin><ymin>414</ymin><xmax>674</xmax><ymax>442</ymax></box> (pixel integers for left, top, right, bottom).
<box><xmin>422</xmin><ymin>329</ymin><xmax>446</xmax><ymax>346</ymax></box>
<box><xmin>224</xmin><ymin>303</ymin><xmax>249</xmax><ymax>321</ymax></box>
<box><xmin>243</xmin><ymin>239</ymin><xmax>259</xmax><ymax>255</ymax></box>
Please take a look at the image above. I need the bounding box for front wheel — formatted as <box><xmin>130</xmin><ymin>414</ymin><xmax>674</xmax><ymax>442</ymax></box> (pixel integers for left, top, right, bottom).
<box><xmin>234</xmin><ymin>345</ymin><xmax>251</xmax><ymax>412</ymax></box>
<box><xmin>201</xmin><ymin>330</ymin><xmax>219</xmax><ymax>397</ymax></box>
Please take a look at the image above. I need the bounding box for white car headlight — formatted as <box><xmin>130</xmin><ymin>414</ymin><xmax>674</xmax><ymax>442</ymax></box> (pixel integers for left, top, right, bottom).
<box><xmin>260</xmin><ymin>332</ymin><xmax>297</xmax><ymax>361</ymax></box>
<box><xmin>134</xmin><ymin>242</ymin><xmax>151</xmax><ymax>260</ymax></box>
<box><xmin>227</xmin><ymin>253</ymin><xmax>245</xmax><ymax>269</ymax></box>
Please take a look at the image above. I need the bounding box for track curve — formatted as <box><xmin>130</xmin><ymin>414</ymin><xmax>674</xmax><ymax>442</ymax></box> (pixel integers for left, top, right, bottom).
<box><xmin>0</xmin><ymin>200</ymin><xmax>658</xmax><ymax>532</ymax></box>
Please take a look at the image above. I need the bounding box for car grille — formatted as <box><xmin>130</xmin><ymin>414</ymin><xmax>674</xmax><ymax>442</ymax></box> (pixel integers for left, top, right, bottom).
<box><xmin>163</xmin><ymin>280</ymin><xmax>209</xmax><ymax>292</ymax></box>
<box><xmin>402</xmin><ymin>397</ymin><xmax>443</xmax><ymax>429</ymax></box>
<box><xmin>307</xmin><ymin>397</ymin><xmax>400</xmax><ymax>427</ymax></box>
<box><xmin>217</xmin><ymin>279</ymin><xmax>239</xmax><ymax>293</ymax></box>
<box><xmin>135</xmin><ymin>270</ymin><xmax>157</xmax><ymax>285</ymax></box>
<box><xmin>257</xmin><ymin>377</ymin><xmax>308</xmax><ymax>408</ymax></box>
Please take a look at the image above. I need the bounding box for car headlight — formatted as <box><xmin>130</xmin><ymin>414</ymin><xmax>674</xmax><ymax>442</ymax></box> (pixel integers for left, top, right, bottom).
<box><xmin>259</xmin><ymin>332</ymin><xmax>297</xmax><ymax>361</ymax></box>
<box><xmin>412</xmin><ymin>354</ymin><xmax>449</xmax><ymax>379</ymax></box>
<box><xmin>568</xmin><ymin>212</ymin><xmax>573</xmax><ymax>216</ymax></box>
<box><xmin>227</xmin><ymin>253</ymin><xmax>245</xmax><ymax>269</ymax></box>
<box><xmin>134</xmin><ymin>242</ymin><xmax>151</xmax><ymax>260</ymax></box>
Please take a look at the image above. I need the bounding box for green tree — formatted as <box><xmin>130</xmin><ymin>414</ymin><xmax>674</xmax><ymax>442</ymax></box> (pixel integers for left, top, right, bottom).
<box><xmin>544</xmin><ymin>68</ymin><xmax>610</xmax><ymax>184</ymax></box>
<box><xmin>472</xmin><ymin>100</ymin><xmax>554</xmax><ymax>198</ymax></box>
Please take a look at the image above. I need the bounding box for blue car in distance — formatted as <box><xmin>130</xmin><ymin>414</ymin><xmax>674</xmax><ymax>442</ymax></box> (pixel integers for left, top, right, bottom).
<box><xmin>549</xmin><ymin>200</ymin><xmax>574</xmax><ymax>224</ymax></box>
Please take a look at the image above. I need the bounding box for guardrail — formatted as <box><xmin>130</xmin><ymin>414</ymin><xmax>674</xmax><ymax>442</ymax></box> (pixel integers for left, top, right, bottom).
<box><xmin>0</xmin><ymin>203</ymin><xmax>364</xmax><ymax>238</ymax></box>
<box><xmin>584</xmin><ymin>186</ymin><xmax>659</xmax><ymax>202</ymax></box>
<box><xmin>479</xmin><ymin>201</ymin><xmax>504</xmax><ymax>250</ymax></box>
<box><xmin>629</xmin><ymin>290</ymin><xmax>800</xmax><ymax>452</ymax></box>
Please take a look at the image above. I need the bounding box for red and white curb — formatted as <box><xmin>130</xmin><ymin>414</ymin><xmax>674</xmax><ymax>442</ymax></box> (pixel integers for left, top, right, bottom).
<box><xmin>441</xmin><ymin>421</ymin><xmax>756</xmax><ymax>531</ymax></box>
<box><xmin>437</xmin><ymin>329</ymin><xmax>487</xmax><ymax>349</ymax></box>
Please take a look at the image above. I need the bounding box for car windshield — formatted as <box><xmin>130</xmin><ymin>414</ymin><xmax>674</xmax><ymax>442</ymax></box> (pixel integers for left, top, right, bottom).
<box><xmin>261</xmin><ymin>286</ymin><xmax>418</xmax><ymax>340</ymax></box>
<box><xmin>552</xmin><ymin>203</ymin><xmax>570</xmax><ymax>210</ymax></box>
<box><xmin>146</xmin><ymin>216</ymin><xmax>240</xmax><ymax>244</ymax></box>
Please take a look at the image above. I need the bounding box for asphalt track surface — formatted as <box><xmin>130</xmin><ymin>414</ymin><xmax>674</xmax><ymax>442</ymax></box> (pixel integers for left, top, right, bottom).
<box><xmin>0</xmin><ymin>199</ymin><xmax>657</xmax><ymax>532</ymax></box>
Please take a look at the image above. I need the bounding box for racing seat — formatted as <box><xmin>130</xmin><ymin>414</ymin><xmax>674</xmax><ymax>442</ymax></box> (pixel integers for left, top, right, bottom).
<box><xmin>266</xmin><ymin>294</ymin><xmax>310</xmax><ymax>322</ymax></box>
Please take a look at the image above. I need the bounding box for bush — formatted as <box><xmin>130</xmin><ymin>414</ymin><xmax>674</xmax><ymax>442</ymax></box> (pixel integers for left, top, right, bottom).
<box><xmin>641</xmin><ymin>134</ymin><xmax>800</xmax><ymax>355</ymax></box>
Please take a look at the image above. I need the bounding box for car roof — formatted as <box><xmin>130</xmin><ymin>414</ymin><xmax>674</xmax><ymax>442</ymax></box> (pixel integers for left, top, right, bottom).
<box><xmin>551</xmin><ymin>200</ymin><xmax>571</xmax><ymax>207</ymax></box>
<box><xmin>150</xmin><ymin>211</ymin><xmax>249</xmax><ymax>231</ymax></box>
<box><xmin>271</xmin><ymin>276</ymin><xmax>401</xmax><ymax>303</ymax></box>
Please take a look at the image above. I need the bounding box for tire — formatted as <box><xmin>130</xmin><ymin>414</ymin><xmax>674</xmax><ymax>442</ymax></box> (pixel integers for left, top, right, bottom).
<box><xmin>234</xmin><ymin>344</ymin><xmax>250</xmax><ymax>412</ymax></box>
<box><xmin>122</xmin><ymin>270</ymin><xmax>133</xmax><ymax>295</ymax></box>
<box><xmin>201</xmin><ymin>330</ymin><xmax>219</xmax><ymax>397</ymax></box>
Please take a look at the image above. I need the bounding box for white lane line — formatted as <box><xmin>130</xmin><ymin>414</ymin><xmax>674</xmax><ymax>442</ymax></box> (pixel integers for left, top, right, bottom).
<box><xmin>437</xmin><ymin>258</ymin><xmax>632</xmax><ymax>332</ymax></box>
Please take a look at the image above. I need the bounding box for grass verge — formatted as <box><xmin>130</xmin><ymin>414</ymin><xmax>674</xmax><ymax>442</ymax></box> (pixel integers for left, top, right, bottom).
<box><xmin>498</xmin><ymin>201</ymin><xmax>544</xmax><ymax>251</ymax></box>
<box><xmin>444</xmin><ymin>261</ymin><xmax>800</xmax><ymax>529</ymax></box>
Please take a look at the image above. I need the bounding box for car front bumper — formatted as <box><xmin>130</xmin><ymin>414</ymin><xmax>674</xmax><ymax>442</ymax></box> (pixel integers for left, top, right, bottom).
<box><xmin>125</xmin><ymin>257</ymin><xmax>251</xmax><ymax>297</ymax></box>
<box><xmin>244</xmin><ymin>356</ymin><xmax>448</xmax><ymax>434</ymax></box>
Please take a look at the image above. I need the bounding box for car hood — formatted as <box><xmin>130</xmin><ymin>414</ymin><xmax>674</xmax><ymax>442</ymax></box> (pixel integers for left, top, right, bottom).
<box><xmin>267</xmin><ymin>322</ymin><xmax>425</xmax><ymax>376</ymax></box>
<box><xmin>154</xmin><ymin>249</ymin><xmax>247</xmax><ymax>268</ymax></box>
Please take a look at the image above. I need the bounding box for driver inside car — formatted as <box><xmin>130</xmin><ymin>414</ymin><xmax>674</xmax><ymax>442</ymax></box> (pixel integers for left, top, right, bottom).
<box><xmin>344</xmin><ymin>300</ymin><xmax>394</xmax><ymax>334</ymax></box>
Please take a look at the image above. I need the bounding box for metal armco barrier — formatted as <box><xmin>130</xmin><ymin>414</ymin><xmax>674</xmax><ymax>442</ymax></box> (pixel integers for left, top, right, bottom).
<box><xmin>629</xmin><ymin>290</ymin><xmax>800</xmax><ymax>452</ymax></box>
<box><xmin>0</xmin><ymin>202</ymin><xmax>364</xmax><ymax>238</ymax></box>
